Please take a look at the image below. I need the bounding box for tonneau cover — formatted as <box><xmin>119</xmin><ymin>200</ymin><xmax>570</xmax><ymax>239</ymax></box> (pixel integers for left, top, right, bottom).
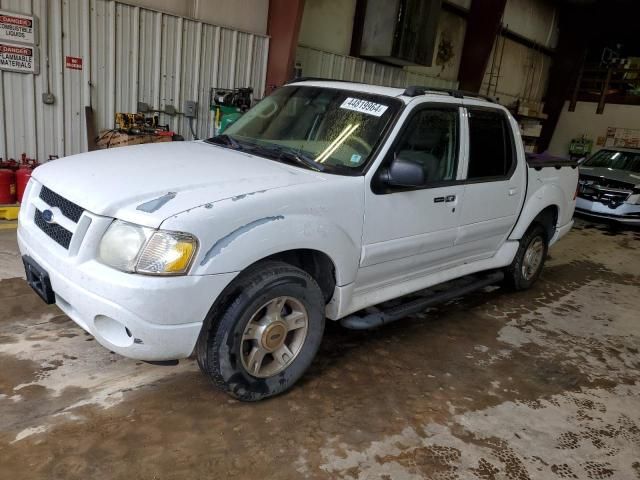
<box><xmin>526</xmin><ymin>152</ymin><xmax>578</xmax><ymax>170</ymax></box>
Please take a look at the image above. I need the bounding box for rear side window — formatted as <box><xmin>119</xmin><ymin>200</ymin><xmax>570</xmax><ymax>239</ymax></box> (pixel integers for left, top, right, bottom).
<box><xmin>467</xmin><ymin>109</ymin><xmax>514</xmax><ymax>179</ymax></box>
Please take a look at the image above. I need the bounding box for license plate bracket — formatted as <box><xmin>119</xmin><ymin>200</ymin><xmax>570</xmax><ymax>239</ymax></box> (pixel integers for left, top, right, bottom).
<box><xmin>23</xmin><ymin>256</ymin><xmax>56</xmax><ymax>304</ymax></box>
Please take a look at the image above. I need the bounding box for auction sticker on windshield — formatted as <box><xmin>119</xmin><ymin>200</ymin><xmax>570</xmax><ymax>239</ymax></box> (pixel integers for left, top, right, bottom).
<box><xmin>340</xmin><ymin>97</ymin><xmax>388</xmax><ymax>117</ymax></box>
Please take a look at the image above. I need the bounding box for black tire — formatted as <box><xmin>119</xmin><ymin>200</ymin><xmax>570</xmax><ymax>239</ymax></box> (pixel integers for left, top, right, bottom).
<box><xmin>196</xmin><ymin>261</ymin><xmax>325</xmax><ymax>401</ymax></box>
<box><xmin>503</xmin><ymin>224</ymin><xmax>549</xmax><ymax>291</ymax></box>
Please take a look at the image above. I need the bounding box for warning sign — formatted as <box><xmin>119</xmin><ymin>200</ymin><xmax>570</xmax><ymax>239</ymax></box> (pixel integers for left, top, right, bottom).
<box><xmin>0</xmin><ymin>41</ymin><xmax>39</xmax><ymax>74</ymax></box>
<box><xmin>65</xmin><ymin>56</ymin><xmax>83</xmax><ymax>70</ymax></box>
<box><xmin>0</xmin><ymin>10</ymin><xmax>38</xmax><ymax>45</ymax></box>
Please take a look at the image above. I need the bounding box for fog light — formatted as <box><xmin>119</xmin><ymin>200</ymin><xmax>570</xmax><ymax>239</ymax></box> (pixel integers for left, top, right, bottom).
<box><xmin>94</xmin><ymin>315</ymin><xmax>134</xmax><ymax>348</ymax></box>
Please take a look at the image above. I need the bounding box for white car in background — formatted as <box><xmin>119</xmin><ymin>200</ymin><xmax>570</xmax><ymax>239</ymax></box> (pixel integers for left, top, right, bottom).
<box><xmin>18</xmin><ymin>80</ymin><xmax>578</xmax><ymax>401</ymax></box>
<box><xmin>576</xmin><ymin>147</ymin><xmax>640</xmax><ymax>225</ymax></box>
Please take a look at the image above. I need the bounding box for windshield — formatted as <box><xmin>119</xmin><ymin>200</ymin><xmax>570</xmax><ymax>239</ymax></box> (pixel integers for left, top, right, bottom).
<box><xmin>209</xmin><ymin>85</ymin><xmax>401</xmax><ymax>174</ymax></box>
<box><xmin>584</xmin><ymin>149</ymin><xmax>640</xmax><ymax>173</ymax></box>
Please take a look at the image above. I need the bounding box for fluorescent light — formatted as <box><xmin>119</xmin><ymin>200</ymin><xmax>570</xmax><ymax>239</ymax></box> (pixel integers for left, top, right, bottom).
<box><xmin>316</xmin><ymin>124</ymin><xmax>360</xmax><ymax>164</ymax></box>
<box><xmin>315</xmin><ymin>124</ymin><xmax>353</xmax><ymax>163</ymax></box>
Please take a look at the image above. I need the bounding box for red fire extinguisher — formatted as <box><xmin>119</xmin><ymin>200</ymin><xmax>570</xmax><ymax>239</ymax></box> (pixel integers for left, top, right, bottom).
<box><xmin>0</xmin><ymin>167</ymin><xmax>17</xmax><ymax>204</ymax></box>
<box><xmin>16</xmin><ymin>164</ymin><xmax>33</xmax><ymax>203</ymax></box>
<box><xmin>15</xmin><ymin>153</ymin><xmax>39</xmax><ymax>203</ymax></box>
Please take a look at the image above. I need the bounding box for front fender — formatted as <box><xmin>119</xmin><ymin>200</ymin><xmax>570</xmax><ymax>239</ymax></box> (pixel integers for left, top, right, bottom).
<box><xmin>160</xmin><ymin>177</ymin><xmax>366</xmax><ymax>285</ymax></box>
<box><xmin>191</xmin><ymin>213</ymin><xmax>360</xmax><ymax>285</ymax></box>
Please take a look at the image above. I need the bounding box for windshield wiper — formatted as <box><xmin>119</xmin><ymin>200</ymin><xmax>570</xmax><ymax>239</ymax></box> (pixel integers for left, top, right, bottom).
<box><xmin>207</xmin><ymin>134</ymin><xmax>243</xmax><ymax>150</ymax></box>
<box><xmin>248</xmin><ymin>144</ymin><xmax>324</xmax><ymax>172</ymax></box>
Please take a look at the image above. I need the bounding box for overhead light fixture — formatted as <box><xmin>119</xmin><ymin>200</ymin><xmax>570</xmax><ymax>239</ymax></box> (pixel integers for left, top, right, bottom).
<box><xmin>316</xmin><ymin>123</ymin><xmax>360</xmax><ymax>164</ymax></box>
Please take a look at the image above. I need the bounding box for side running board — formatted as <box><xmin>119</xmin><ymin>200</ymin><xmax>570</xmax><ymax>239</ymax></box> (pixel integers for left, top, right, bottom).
<box><xmin>340</xmin><ymin>271</ymin><xmax>504</xmax><ymax>330</ymax></box>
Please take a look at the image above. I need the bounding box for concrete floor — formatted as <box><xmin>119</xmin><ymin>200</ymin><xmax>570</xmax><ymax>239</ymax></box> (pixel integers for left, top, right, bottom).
<box><xmin>1</xmin><ymin>218</ymin><xmax>639</xmax><ymax>480</ymax></box>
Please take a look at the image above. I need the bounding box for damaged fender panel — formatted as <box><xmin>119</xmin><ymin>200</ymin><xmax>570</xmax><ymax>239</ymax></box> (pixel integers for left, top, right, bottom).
<box><xmin>160</xmin><ymin>178</ymin><xmax>366</xmax><ymax>285</ymax></box>
<box><xmin>136</xmin><ymin>192</ymin><xmax>177</xmax><ymax>213</ymax></box>
<box><xmin>200</xmin><ymin>216</ymin><xmax>285</xmax><ymax>265</ymax></box>
<box><xmin>189</xmin><ymin>212</ymin><xmax>361</xmax><ymax>285</ymax></box>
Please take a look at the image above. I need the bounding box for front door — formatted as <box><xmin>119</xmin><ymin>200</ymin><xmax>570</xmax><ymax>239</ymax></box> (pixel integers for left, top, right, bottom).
<box><xmin>355</xmin><ymin>104</ymin><xmax>465</xmax><ymax>293</ymax></box>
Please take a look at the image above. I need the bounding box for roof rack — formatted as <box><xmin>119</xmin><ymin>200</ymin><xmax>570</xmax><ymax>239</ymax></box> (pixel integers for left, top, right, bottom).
<box><xmin>403</xmin><ymin>86</ymin><xmax>495</xmax><ymax>103</ymax></box>
<box><xmin>286</xmin><ymin>77</ymin><xmax>359</xmax><ymax>85</ymax></box>
<box><xmin>285</xmin><ymin>78</ymin><xmax>496</xmax><ymax>103</ymax></box>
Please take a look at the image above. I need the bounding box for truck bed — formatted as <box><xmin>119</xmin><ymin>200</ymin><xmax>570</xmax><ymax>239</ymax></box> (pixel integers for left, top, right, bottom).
<box><xmin>514</xmin><ymin>153</ymin><xmax>579</xmax><ymax>243</ymax></box>
<box><xmin>525</xmin><ymin>152</ymin><xmax>578</xmax><ymax>170</ymax></box>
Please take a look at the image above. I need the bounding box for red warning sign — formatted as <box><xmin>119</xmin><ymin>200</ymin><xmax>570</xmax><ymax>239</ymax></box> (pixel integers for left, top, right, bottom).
<box><xmin>65</xmin><ymin>56</ymin><xmax>82</xmax><ymax>70</ymax></box>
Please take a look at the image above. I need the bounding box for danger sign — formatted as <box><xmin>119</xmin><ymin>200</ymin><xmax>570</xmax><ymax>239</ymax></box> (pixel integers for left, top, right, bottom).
<box><xmin>0</xmin><ymin>41</ymin><xmax>39</xmax><ymax>74</ymax></box>
<box><xmin>0</xmin><ymin>10</ymin><xmax>38</xmax><ymax>45</ymax></box>
<box><xmin>65</xmin><ymin>56</ymin><xmax>83</xmax><ymax>70</ymax></box>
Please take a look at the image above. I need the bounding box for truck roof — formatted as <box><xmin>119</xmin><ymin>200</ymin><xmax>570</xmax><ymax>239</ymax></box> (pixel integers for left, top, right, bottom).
<box><xmin>287</xmin><ymin>79</ymin><xmax>497</xmax><ymax>106</ymax></box>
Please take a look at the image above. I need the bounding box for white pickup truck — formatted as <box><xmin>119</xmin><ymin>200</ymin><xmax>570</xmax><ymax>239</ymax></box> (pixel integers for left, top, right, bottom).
<box><xmin>18</xmin><ymin>80</ymin><xmax>578</xmax><ymax>401</ymax></box>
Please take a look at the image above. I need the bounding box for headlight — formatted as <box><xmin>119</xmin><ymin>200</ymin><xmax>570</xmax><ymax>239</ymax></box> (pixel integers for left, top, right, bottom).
<box><xmin>98</xmin><ymin>220</ymin><xmax>198</xmax><ymax>275</ymax></box>
<box><xmin>137</xmin><ymin>231</ymin><xmax>197</xmax><ymax>274</ymax></box>
<box><xmin>626</xmin><ymin>193</ymin><xmax>640</xmax><ymax>205</ymax></box>
<box><xmin>98</xmin><ymin>221</ymin><xmax>153</xmax><ymax>271</ymax></box>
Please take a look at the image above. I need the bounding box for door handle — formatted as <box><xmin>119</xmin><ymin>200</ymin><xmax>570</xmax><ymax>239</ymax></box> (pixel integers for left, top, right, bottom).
<box><xmin>508</xmin><ymin>188</ymin><xmax>518</xmax><ymax>196</ymax></box>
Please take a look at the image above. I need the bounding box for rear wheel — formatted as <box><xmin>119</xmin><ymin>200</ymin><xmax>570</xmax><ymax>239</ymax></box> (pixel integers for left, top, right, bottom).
<box><xmin>196</xmin><ymin>261</ymin><xmax>325</xmax><ymax>401</ymax></box>
<box><xmin>504</xmin><ymin>224</ymin><xmax>549</xmax><ymax>291</ymax></box>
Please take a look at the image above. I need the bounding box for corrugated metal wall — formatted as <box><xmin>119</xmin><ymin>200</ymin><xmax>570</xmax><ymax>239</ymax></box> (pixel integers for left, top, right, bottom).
<box><xmin>296</xmin><ymin>45</ymin><xmax>459</xmax><ymax>91</ymax></box>
<box><xmin>0</xmin><ymin>0</ymin><xmax>269</xmax><ymax>161</ymax></box>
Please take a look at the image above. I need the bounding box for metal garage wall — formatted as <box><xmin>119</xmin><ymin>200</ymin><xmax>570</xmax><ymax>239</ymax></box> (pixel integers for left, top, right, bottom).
<box><xmin>296</xmin><ymin>45</ymin><xmax>459</xmax><ymax>91</ymax></box>
<box><xmin>0</xmin><ymin>0</ymin><xmax>269</xmax><ymax>161</ymax></box>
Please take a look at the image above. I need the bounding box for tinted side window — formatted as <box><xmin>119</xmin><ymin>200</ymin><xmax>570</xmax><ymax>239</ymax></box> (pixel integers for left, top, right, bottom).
<box><xmin>394</xmin><ymin>108</ymin><xmax>459</xmax><ymax>184</ymax></box>
<box><xmin>467</xmin><ymin>109</ymin><xmax>514</xmax><ymax>179</ymax></box>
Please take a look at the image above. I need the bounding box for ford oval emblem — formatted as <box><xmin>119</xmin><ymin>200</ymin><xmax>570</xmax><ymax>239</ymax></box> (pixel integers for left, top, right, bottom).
<box><xmin>42</xmin><ymin>209</ymin><xmax>55</xmax><ymax>224</ymax></box>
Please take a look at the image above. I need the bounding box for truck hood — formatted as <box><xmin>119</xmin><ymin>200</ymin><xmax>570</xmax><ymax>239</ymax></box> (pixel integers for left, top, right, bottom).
<box><xmin>32</xmin><ymin>141</ymin><xmax>323</xmax><ymax>228</ymax></box>
<box><xmin>579</xmin><ymin>166</ymin><xmax>640</xmax><ymax>187</ymax></box>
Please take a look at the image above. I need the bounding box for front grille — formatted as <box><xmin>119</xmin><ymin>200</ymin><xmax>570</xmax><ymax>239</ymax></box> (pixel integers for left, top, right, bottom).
<box><xmin>34</xmin><ymin>209</ymin><xmax>73</xmax><ymax>249</ymax></box>
<box><xmin>578</xmin><ymin>175</ymin><xmax>633</xmax><ymax>209</ymax></box>
<box><xmin>39</xmin><ymin>185</ymin><xmax>84</xmax><ymax>223</ymax></box>
<box><xmin>580</xmin><ymin>174</ymin><xmax>634</xmax><ymax>191</ymax></box>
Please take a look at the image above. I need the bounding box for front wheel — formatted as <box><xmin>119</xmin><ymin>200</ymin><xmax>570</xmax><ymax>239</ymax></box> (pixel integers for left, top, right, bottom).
<box><xmin>503</xmin><ymin>224</ymin><xmax>549</xmax><ymax>291</ymax></box>
<box><xmin>196</xmin><ymin>261</ymin><xmax>325</xmax><ymax>401</ymax></box>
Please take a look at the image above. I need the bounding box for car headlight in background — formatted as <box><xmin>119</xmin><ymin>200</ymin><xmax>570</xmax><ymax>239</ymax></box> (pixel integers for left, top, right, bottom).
<box><xmin>626</xmin><ymin>193</ymin><xmax>640</xmax><ymax>205</ymax></box>
<box><xmin>98</xmin><ymin>220</ymin><xmax>198</xmax><ymax>275</ymax></box>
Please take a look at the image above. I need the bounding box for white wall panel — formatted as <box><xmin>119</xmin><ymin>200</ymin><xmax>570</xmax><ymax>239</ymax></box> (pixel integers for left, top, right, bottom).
<box><xmin>504</xmin><ymin>0</ymin><xmax>558</xmax><ymax>49</ymax></box>
<box><xmin>114</xmin><ymin>3</ymin><xmax>138</xmax><ymax>114</ymax></box>
<box><xmin>296</xmin><ymin>45</ymin><xmax>459</xmax><ymax>90</ymax></box>
<box><xmin>0</xmin><ymin>0</ymin><xmax>269</xmax><ymax>159</ymax></box>
<box><xmin>481</xmin><ymin>35</ymin><xmax>551</xmax><ymax>106</ymax></box>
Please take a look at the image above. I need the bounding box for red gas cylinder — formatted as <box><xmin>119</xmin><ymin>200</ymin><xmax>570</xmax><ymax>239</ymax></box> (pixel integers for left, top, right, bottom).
<box><xmin>16</xmin><ymin>164</ymin><xmax>34</xmax><ymax>203</ymax></box>
<box><xmin>0</xmin><ymin>168</ymin><xmax>17</xmax><ymax>204</ymax></box>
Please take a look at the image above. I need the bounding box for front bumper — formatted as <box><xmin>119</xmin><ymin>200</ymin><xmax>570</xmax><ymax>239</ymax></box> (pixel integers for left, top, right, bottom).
<box><xmin>575</xmin><ymin>197</ymin><xmax>640</xmax><ymax>225</ymax></box>
<box><xmin>17</xmin><ymin>224</ymin><xmax>238</xmax><ymax>361</ymax></box>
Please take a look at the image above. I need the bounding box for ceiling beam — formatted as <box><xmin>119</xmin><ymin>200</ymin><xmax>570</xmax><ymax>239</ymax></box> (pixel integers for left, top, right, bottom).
<box><xmin>457</xmin><ymin>0</ymin><xmax>507</xmax><ymax>92</ymax></box>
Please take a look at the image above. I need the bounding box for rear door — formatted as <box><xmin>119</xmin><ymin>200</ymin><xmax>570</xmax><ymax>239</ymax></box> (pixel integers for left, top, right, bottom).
<box><xmin>455</xmin><ymin>105</ymin><xmax>526</xmax><ymax>260</ymax></box>
<box><xmin>355</xmin><ymin>102</ymin><xmax>466</xmax><ymax>292</ymax></box>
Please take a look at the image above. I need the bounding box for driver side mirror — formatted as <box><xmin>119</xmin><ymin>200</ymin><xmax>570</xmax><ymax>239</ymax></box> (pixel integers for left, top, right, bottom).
<box><xmin>379</xmin><ymin>154</ymin><xmax>425</xmax><ymax>188</ymax></box>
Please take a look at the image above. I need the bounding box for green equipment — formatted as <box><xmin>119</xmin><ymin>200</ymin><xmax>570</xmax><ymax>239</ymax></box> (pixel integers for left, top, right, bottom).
<box><xmin>569</xmin><ymin>135</ymin><xmax>593</xmax><ymax>160</ymax></box>
<box><xmin>209</xmin><ymin>88</ymin><xmax>253</xmax><ymax>135</ymax></box>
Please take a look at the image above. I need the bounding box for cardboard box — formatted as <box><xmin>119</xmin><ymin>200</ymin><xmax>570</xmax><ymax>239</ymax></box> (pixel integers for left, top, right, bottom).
<box><xmin>96</xmin><ymin>130</ymin><xmax>172</xmax><ymax>149</ymax></box>
<box><xmin>521</xmin><ymin>123</ymin><xmax>542</xmax><ymax>138</ymax></box>
<box><xmin>517</xmin><ymin>101</ymin><xmax>548</xmax><ymax>120</ymax></box>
